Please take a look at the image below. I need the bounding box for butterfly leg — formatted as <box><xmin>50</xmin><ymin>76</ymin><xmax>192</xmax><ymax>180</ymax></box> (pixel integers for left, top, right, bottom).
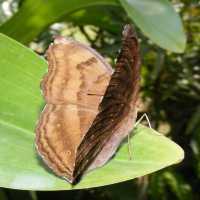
<box><xmin>127</xmin><ymin>132</ymin><xmax>132</xmax><ymax>160</ymax></box>
<box><xmin>134</xmin><ymin>113</ymin><xmax>152</xmax><ymax>129</ymax></box>
<box><xmin>127</xmin><ymin>113</ymin><xmax>152</xmax><ymax>160</ymax></box>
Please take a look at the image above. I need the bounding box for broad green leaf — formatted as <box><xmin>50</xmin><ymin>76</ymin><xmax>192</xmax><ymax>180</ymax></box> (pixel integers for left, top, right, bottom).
<box><xmin>119</xmin><ymin>0</ymin><xmax>186</xmax><ymax>52</ymax></box>
<box><xmin>0</xmin><ymin>0</ymin><xmax>118</xmax><ymax>44</ymax></box>
<box><xmin>0</xmin><ymin>34</ymin><xmax>184</xmax><ymax>190</ymax></box>
<box><xmin>0</xmin><ymin>0</ymin><xmax>186</xmax><ymax>53</ymax></box>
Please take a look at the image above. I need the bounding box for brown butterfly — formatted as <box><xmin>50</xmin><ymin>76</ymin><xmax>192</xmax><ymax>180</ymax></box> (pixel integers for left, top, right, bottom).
<box><xmin>35</xmin><ymin>24</ymin><xmax>140</xmax><ymax>184</ymax></box>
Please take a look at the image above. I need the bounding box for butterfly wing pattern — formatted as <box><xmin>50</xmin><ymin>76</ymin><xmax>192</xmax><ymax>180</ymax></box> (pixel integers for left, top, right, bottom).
<box><xmin>73</xmin><ymin>24</ymin><xmax>140</xmax><ymax>183</ymax></box>
<box><xmin>36</xmin><ymin>37</ymin><xmax>113</xmax><ymax>182</ymax></box>
<box><xmin>36</xmin><ymin>24</ymin><xmax>140</xmax><ymax>184</ymax></box>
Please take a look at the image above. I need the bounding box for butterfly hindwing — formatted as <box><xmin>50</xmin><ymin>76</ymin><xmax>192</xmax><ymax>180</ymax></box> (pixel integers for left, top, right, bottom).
<box><xmin>36</xmin><ymin>37</ymin><xmax>112</xmax><ymax>182</ymax></box>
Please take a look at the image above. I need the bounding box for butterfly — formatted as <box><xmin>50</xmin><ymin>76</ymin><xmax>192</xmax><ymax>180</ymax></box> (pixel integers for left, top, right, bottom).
<box><xmin>35</xmin><ymin>24</ymin><xmax>140</xmax><ymax>184</ymax></box>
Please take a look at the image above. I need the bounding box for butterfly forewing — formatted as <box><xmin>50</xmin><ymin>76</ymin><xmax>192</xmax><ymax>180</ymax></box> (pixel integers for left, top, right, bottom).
<box><xmin>73</xmin><ymin>25</ymin><xmax>140</xmax><ymax>182</ymax></box>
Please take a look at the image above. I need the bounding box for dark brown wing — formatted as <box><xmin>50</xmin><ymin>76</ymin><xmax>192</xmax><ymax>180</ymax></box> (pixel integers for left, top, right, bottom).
<box><xmin>72</xmin><ymin>24</ymin><xmax>140</xmax><ymax>183</ymax></box>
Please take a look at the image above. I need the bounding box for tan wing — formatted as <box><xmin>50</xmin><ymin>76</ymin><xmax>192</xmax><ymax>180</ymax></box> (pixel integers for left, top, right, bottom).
<box><xmin>35</xmin><ymin>37</ymin><xmax>113</xmax><ymax>182</ymax></box>
<box><xmin>41</xmin><ymin>37</ymin><xmax>112</xmax><ymax>109</ymax></box>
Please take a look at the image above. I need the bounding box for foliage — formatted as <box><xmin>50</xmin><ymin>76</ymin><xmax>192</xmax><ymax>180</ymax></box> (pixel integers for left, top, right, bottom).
<box><xmin>0</xmin><ymin>4</ymin><xmax>183</xmax><ymax>191</ymax></box>
<box><xmin>0</xmin><ymin>0</ymin><xmax>199</xmax><ymax>199</ymax></box>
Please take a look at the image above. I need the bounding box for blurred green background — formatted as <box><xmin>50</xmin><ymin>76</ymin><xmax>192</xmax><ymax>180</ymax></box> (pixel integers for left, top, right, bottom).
<box><xmin>0</xmin><ymin>0</ymin><xmax>199</xmax><ymax>199</ymax></box>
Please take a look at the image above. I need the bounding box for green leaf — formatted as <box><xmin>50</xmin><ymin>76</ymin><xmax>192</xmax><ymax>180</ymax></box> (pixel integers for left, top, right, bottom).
<box><xmin>119</xmin><ymin>0</ymin><xmax>186</xmax><ymax>53</ymax></box>
<box><xmin>0</xmin><ymin>0</ymin><xmax>186</xmax><ymax>53</ymax></box>
<box><xmin>0</xmin><ymin>0</ymin><xmax>118</xmax><ymax>44</ymax></box>
<box><xmin>0</xmin><ymin>34</ymin><xmax>184</xmax><ymax>190</ymax></box>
